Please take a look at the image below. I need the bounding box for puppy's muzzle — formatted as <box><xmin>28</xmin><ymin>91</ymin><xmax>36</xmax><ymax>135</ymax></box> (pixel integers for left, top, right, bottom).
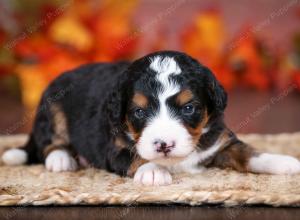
<box><xmin>154</xmin><ymin>139</ymin><xmax>176</xmax><ymax>156</ymax></box>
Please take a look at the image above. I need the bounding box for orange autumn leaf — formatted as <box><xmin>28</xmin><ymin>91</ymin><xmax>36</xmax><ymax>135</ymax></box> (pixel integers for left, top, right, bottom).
<box><xmin>181</xmin><ymin>10</ymin><xmax>226</xmax><ymax>66</ymax></box>
<box><xmin>294</xmin><ymin>71</ymin><xmax>300</xmax><ymax>91</ymax></box>
<box><xmin>228</xmin><ymin>28</ymin><xmax>271</xmax><ymax>90</ymax></box>
<box><xmin>13</xmin><ymin>0</ymin><xmax>139</xmax><ymax>109</ymax></box>
<box><xmin>16</xmin><ymin>64</ymin><xmax>49</xmax><ymax>110</ymax></box>
<box><xmin>92</xmin><ymin>0</ymin><xmax>138</xmax><ymax>60</ymax></box>
<box><xmin>16</xmin><ymin>50</ymin><xmax>85</xmax><ymax>109</ymax></box>
<box><xmin>14</xmin><ymin>34</ymin><xmax>61</xmax><ymax>61</ymax></box>
<box><xmin>181</xmin><ymin>10</ymin><xmax>234</xmax><ymax>90</ymax></box>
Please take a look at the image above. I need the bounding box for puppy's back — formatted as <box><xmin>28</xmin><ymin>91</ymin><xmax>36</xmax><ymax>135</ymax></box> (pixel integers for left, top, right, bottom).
<box><xmin>3</xmin><ymin>61</ymin><xmax>130</xmax><ymax>165</ymax></box>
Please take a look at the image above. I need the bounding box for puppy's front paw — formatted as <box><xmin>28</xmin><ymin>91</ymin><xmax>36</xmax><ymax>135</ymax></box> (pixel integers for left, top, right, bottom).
<box><xmin>249</xmin><ymin>153</ymin><xmax>300</xmax><ymax>175</ymax></box>
<box><xmin>45</xmin><ymin>150</ymin><xmax>77</xmax><ymax>172</ymax></box>
<box><xmin>133</xmin><ymin>162</ymin><xmax>172</xmax><ymax>186</ymax></box>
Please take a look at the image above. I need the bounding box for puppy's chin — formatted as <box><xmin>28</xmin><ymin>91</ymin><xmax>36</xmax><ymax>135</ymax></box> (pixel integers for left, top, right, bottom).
<box><xmin>150</xmin><ymin>156</ymin><xmax>187</xmax><ymax>166</ymax></box>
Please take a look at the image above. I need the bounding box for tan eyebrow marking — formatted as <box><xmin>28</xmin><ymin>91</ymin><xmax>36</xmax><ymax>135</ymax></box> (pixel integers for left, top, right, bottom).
<box><xmin>132</xmin><ymin>92</ymin><xmax>148</xmax><ymax>108</ymax></box>
<box><xmin>176</xmin><ymin>89</ymin><xmax>193</xmax><ymax>105</ymax></box>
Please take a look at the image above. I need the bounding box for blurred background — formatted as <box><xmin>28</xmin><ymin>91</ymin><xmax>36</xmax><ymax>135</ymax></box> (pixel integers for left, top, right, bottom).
<box><xmin>0</xmin><ymin>0</ymin><xmax>300</xmax><ymax>135</ymax></box>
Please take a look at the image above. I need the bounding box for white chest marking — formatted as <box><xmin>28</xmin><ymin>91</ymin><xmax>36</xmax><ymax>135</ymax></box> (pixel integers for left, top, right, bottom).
<box><xmin>168</xmin><ymin>138</ymin><xmax>223</xmax><ymax>174</ymax></box>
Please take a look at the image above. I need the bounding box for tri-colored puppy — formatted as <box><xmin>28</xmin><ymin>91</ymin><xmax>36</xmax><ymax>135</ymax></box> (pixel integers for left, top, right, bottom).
<box><xmin>3</xmin><ymin>51</ymin><xmax>300</xmax><ymax>185</ymax></box>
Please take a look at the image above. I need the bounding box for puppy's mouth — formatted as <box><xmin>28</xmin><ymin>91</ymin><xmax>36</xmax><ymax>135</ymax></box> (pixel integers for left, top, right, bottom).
<box><xmin>135</xmin><ymin>140</ymin><xmax>196</xmax><ymax>166</ymax></box>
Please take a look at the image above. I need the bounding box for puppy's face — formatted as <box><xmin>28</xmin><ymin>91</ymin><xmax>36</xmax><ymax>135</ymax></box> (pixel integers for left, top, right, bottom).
<box><xmin>123</xmin><ymin>52</ymin><xmax>226</xmax><ymax>166</ymax></box>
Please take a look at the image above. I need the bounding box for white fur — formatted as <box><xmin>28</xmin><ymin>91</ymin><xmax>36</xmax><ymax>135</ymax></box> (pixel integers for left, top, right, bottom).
<box><xmin>151</xmin><ymin>56</ymin><xmax>182</xmax><ymax>102</ymax></box>
<box><xmin>45</xmin><ymin>150</ymin><xmax>77</xmax><ymax>172</ymax></box>
<box><xmin>126</xmin><ymin>132</ymin><xmax>134</xmax><ymax>141</ymax></box>
<box><xmin>2</xmin><ymin>148</ymin><xmax>28</xmax><ymax>166</ymax></box>
<box><xmin>168</xmin><ymin>138</ymin><xmax>223</xmax><ymax>174</ymax></box>
<box><xmin>134</xmin><ymin>162</ymin><xmax>172</xmax><ymax>186</ymax></box>
<box><xmin>202</xmin><ymin>126</ymin><xmax>210</xmax><ymax>134</ymax></box>
<box><xmin>136</xmin><ymin>105</ymin><xmax>194</xmax><ymax>162</ymax></box>
<box><xmin>136</xmin><ymin>83</ymin><xmax>193</xmax><ymax>161</ymax></box>
<box><xmin>249</xmin><ymin>153</ymin><xmax>300</xmax><ymax>174</ymax></box>
<box><xmin>149</xmin><ymin>56</ymin><xmax>181</xmax><ymax>81</ymax></box>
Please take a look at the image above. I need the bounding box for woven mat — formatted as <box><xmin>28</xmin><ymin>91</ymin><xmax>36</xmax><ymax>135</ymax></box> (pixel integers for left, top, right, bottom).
<box><xmin>1</xmin><ymin>133</ymin><xmax>300</xmax><ymax>206</ymax></box>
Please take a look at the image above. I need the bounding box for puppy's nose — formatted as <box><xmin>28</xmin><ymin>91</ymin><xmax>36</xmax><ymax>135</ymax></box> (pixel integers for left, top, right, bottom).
<box><xmin>154</xmin><ymin>139</ymin><xmax>175</xmax><ymax>155</ymax></box>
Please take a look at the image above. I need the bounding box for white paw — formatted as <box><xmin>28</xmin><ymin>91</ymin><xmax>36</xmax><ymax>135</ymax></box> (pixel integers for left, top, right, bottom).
<box><xmin>249</xmin><ymin>153</ymin><xmax>300</xmax><ymax>175</ymax></box>
<box><xmin>133</xmin><ymin>162</ymin><xmax>172</xmax><ymax>186</ymax></box>
<box><xmin>45</xmin><ymin>150</ymin><xmax>77</xmax><ymax>172</ymax></box>
<box><xmin>2</xmin><ymin>148</ymin><xmax>27</xmax><ymax>165</ymax></box>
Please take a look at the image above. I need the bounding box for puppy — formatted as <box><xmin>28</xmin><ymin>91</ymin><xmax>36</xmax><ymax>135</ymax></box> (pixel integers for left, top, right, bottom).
<box><xmin>2</xmin><ymin>51</ymin><xmax>300</xmax><ymax>186</ymax></box>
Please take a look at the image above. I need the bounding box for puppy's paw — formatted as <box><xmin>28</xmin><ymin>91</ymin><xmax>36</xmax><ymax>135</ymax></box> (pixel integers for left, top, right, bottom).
<box><xmin>45</xmin><ymin>150</ymin><xmax>77</xmax><ymax>172</ymax></box>
<box><xmin>249</xmin><ymin>153</ymin><xmax>300</xmax><ymax>174</ymax></box>
<box><xmin>133</xmin><ymin>162</ymin><xmax>172</xmax><ymax>186</ymax></box>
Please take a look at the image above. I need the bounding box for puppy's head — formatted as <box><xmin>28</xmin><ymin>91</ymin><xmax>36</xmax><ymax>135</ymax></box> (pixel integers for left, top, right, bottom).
<box><xmin>108</xmin><ymin>51</ymin><xmax>227</xmax><ymax>166</ymax></box>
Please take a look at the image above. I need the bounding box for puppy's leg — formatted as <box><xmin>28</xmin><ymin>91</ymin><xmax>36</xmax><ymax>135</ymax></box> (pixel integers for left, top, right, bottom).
<box><xmin>248</xmin><ymin>153</ymin><xmax>300</xmax><ymax>174</ymax></box>
<box><xmin>210</xmin><ymin>139</ymin><xmax>300</xmax><ymax>174</ymax></box>
<box><xmin>42</xmin><ymin>103</ymin><xmax>77</xmax><ymax>172</ymax></box>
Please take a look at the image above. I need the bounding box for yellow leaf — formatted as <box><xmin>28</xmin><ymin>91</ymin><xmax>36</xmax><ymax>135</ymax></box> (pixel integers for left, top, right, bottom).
<box><xmin>49</xmin><ymin>14</ymin><xmax>93</xmax><ymax>51</ymax></box>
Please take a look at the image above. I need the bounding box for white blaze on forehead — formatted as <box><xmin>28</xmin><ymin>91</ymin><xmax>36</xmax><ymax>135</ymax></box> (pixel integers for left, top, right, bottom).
<box><xmin>149</xmin><ymin>55</ymin><xmax>181</xmax><ymax>125</ymax></box>
<box><xmin>149</xmin><ymin>56</ymin><xmax>181</xmax><ymax>85</ymax></box>
<box><xmin>149</xmin><ymin>55</ymin><xmax>182</xmax><ymax>108</ymax></box>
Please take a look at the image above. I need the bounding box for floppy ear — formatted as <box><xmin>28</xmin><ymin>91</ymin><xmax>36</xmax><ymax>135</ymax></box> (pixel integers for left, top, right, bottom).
<box><xmin>105</xmin><ymin>74</ymin><xmax>130</xmax><ymax>134</ymax></box>
<box><xmin>105</xmin><ymin>66</ymin><xmax>141</xmax><ymax>135</ymax></box>
<box><xmin>204</xmin><ymin>68</ymin><xmax>228</xmax><ymax>115</ymax></box>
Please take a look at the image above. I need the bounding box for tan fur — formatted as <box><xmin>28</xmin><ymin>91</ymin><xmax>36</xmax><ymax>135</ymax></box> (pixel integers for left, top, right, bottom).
<box><xmin>127</xmin><ymin>155</ymin><xmax>147</xmax><ymax>177</ymax></box>
<box><xmin>50</xmin><ymin>103</ymin><xmax>70</xmax><ymax>147</ymax></box>
<box><xmin>185</xmin><ymin>110</ymin><xmax>209</xmax><ymax>145</ymax></box>
<box><xmin>132</xmin><ymin>93</ymin><xmax>148</xmax><ymax>108</ymax></box>
<box><xmin>43</xmin><ymin>104</ymin><xmax>70</xmax><ymax>157</ymax></box>
<box><xmin>176</xmin><ymin>89</ymin><xmax>193</xmax><ymax>105</ymax></box>
<box><xmin>209</xmin><ymin>129</ymin><xmax>257</xmax><ymax>172</ymax></box>
<box><xmin>125</xmin><ymin>117</ymin><xmax>141</xmax><ymax>142</ymax></box>
<box><xmin>43</xmin><ymin>145</ymin><xmax>65</xmax><ymax>157</ymax></box>
<box><xmin>114</xmin><ymin>137</ymin><xmax>127</xmax><ymax>150</ymax></box>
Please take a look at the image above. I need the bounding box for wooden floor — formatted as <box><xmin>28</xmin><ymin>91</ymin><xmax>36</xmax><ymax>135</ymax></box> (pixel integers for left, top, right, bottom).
<box><xmin>0</xmin><ymin>89</ymin><xmax>300</xmax><ymax>219</ymax></box>
<box><xmin>1</xmin><ymin>206</ymin><xmax>300</xmax><ymax>220</ymax></box>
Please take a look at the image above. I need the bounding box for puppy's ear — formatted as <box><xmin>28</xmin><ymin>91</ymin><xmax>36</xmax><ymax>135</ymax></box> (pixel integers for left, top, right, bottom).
<box><xmin>106</xmin><ymin>73</ymin><xmax>130</xmax><ymax>133</ymax></box>
<box><xmin>105</xmin><ymin>67</ymin><xmax>140</xmax><ymax>135</ymax></box>
<box><xmin>204</xmin><ymin>68</ymin><xmax>227</xmax><ymax>115</ymax></box>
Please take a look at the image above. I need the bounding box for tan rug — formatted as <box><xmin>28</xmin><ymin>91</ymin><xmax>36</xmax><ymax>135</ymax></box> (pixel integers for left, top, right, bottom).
<box><xmin>1</xmin><ymin>133</ymin><xmax>300</xmax><ymax>206</ymax></box>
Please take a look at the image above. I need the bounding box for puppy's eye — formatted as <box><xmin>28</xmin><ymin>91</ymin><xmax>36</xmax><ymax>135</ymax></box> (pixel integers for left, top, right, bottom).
<box><xmin>182</xmin><ymin>103</ymin><xmax>195</xmax><ymax>116</ymax></box>
<box><xmin>134</xmin><ymin>108</ymin><xmax>146</xmax><ymax>119</ymax></box>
